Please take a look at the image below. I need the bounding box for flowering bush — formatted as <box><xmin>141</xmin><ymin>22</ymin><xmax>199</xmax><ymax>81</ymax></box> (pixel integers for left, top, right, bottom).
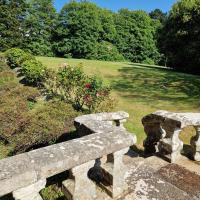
<box><xmin>44</xmin><ymin>64</ymin><xmax>115</xmax><ymax>112</ymax></box>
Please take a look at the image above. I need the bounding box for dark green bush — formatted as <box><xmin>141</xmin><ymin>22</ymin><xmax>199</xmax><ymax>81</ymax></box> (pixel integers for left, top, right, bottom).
<box><xmin>95</xmin><ymin>42</ymin><xmax>124</xmax><ymax>61</ymax></box>
<box><xmin>5</xmin><ymin>48</ymin><xmax>34</xmax><ymax>69</ymax></box>
<box><xmin>12</xmin><ymin>101</ymin><xmax>78</xmax><ymax>153</ymax></box>
<box><xmin>21</xmin><ymin>59</ymin><xmax>46</xmax><ymax>84</ymax></box>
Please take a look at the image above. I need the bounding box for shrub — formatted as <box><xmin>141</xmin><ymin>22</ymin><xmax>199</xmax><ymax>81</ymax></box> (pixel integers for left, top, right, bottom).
<box><xmin>0</xmin><ymin>70</ymin><xmax>15</xmax><ymax>85</ymax></box>
<box><xmin>0</xmin><ymin>60</ymin><xmax>9</xmax><ymax>72</ymax></box>
<box><xmin>81</xmin><ymin>75</ymin><xmax>115</xmax><ymax>112</ymax></box>
<box><xmin>12</xmin><ymin>101</ymin><xmax>78</xmax><ymax>153</ymax></box>
<box><xmin>21</xmin><ymin>59</ymin><xmax>46</xmax><ymax>85</ymax></box>
<box><xmin>95</xmin><ymin>42</ymin><xmax>125</xmax><ymax>61</ymax></box>
<box><xmin>0</xmin><ymin>95</ymin><xmax>29</xmax><ymax>142</ymax></box>
<box><xmin>44</xmin><ymin>65</ymin><xmax>115</xmax><ymax>112</ymax></box>
<box><xmin>43</xmin><ymin>68</ymin><xmax>60</xmax><ymax>99</ymax></box>
<box><xmin>142</xmin><ymin>58</ymin><xmax>155</xmax><ymax>65</ymax></box>
<box><xmin>0</xmin><ymin>83</ymin><xmax>40</xmax><ymax>142</ymax></box>
<box><xmin>5</xmin><ymin>48</ymin><xmax>34</xmax><ymax>69</ymax></box>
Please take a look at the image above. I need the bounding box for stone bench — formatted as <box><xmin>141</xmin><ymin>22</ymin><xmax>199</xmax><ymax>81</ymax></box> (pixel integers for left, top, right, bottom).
<box><xmin>74</xmin><ymin>111</ymin><xmax>129</xmax><ymax>137</ymax></box>
<box><xmin>0</xmin><ymin>112</ymin><xmax>136</xmax><ymax>200</ymax></box>
<box><xmin>142</xmin><ymin>110</ymin><xmax>200</xmax><ymax>163</ymax></box>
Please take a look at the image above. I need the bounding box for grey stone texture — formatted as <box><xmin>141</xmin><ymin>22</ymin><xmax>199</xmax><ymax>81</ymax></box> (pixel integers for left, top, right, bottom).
<box><xmin>0</xmin><ymin>112</ymin><xmax>136</xmax><ymax>199</ymax></box>
<box><xmin>0</xmin><ymin>111</ymin><xmax>199</xmax><ymax>200</ymax></box>
<box><xmin>74</xmin><ymin>111</ymin><xmax>130</xmax><ymax>136</ymax></box>
<box><xmin>100</xmin><ymin>148</ymin><xmax>129</xmax><ymax>198</ymax></box>
<box><xmin>142</xmin><ymin>110</ymin><xmax>200</xmax><ymax>162</ymax></box>
<box><xmin>62</xmin><ymin>160</ymin><xmax>97</xmax><ymax>200</ymax></box>
<box><xmin>12</xmin><ymin>180</ymin><xmax>46</xmax><ymax>200</ymax></box>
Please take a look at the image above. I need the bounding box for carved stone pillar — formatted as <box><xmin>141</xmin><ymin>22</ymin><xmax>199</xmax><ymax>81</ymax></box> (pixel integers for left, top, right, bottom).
<box><xmin>100</xmin><ymin>147</ymin><xmax>129</xmax><ymax>198</ymax></box>
<box><xmin>62</xmin><ymin>160</ymin><xmax>96</xmax><ymax>200</ymax></box>
<box><xmin>157</xmin><ymin>127</ymin><xmax>183</xmax><ymax>163</ymax></box>
<box><xmin>13</xmin><ymin>179</ymin><xmax>46</xmax><ymax>200</ymax></box>
<box><xmin>191</xmin><ymin>126</ymin><xmax>200</xmax><ymax>161</ymax></box>
<box><xmin>143</xmin><ymin>122</ymin><xmax>163</xmax><ymax>154</ymax></box>
<box><xmin>171</xmin><ymin>128</ymin><xmax>183</xmax><ymax>163</ymax></box>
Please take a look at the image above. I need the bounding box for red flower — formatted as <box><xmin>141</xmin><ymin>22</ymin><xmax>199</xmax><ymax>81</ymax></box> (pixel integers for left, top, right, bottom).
<box><xmin>85</xmin><ymin>83</ymin><xmax>91</xmax><ymax>89</ymax></box>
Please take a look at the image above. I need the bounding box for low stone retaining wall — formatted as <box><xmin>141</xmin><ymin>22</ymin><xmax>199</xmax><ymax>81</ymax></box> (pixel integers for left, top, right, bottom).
<box><xmin>0</xmin><ymin>111</ymin><xmax>136</xmax><ymax>200</ymax></box>
<box><xmin>142</xmin><ymin>110</ymin><xmax>200</xmax><ymax>162</ymax></box>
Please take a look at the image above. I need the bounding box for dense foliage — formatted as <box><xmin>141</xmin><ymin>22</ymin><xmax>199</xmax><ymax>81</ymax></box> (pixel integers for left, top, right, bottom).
<box><xmin>44</xmin><ymin>64</ymin><xmax>115</xmax><ymax>112</ymax></box>
<box><xmin>0</xmin><ymin>61</ymin><xmax>78</xmax><ymax>154</ymax></box>
<box><xmin>5</xmin><ymin>48</ymin><xmax>34</xmax><ymax>68</ymax></box>
<box><xmin>1</xmin><ymin>0</ymin><xmax>199</xmax><ymax>73</ymax></box>
<box><xmin>0</xmin><ymin>0</ymin><xmax>27</xmax><ymax>51</ymax></box>
<box><xmin>1</xmin><ymin>49</ymin><xmax>115</xmax><ymax>155</ymax></box>
<box><xmin>158</xmin><ymin>0</ymin><xmax>200</xmax><ymax>74</ymax></box>
<box><xmin>0</xmin><ymin>78</ymin><xmax>39</xmax><ymax>143</ymax></box>
<box><xmin>53</xmin><ymin>1</ymin><xmax>121</xmax><ymax>60</ymax></box>
<box><xmin>149</xmin><ymin>9</ymin><xmax>167</xmax><ymax>24</ymax></box>
<box><xmin>22</xmin><ymin>0</ymin><xmax>57</xmax><ymax>56</ymax></box>
<box><xmin>12</xmin><ymin>101</ymin><xmax>77</xmax><ymax>153</ymax></box>
<box><xmin>114</xmin><ymin>9</ymin><xmax>161</xmax><ymax>64</ymax></box>
<box><xmin>0</xmin><ymin>1</ymin><xmax>160</xmax><ymax>64</ymax></box>
<box><xmin>21</xmin><ymin>59</ymin><xmax>46</xmax><ymax>84</ymax></box>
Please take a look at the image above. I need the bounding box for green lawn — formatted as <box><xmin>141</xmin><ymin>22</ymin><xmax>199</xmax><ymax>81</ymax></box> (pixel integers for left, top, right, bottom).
<box><xmin>37</xmin><ymin>56</ymin><xmax>200</xmax><ymax>145</ymax></box>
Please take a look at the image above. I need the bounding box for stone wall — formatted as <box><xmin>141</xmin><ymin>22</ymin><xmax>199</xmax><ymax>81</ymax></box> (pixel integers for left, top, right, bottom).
<box><xmin>0</xmin><ymin>111</ymin><xmax>136</xmax><ymax>199</ymax></box>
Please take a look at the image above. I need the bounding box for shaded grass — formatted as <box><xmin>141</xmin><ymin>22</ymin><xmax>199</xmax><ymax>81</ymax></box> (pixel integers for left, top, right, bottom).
<box><xmin>37</xmin><ymin>56</ymin><xmax>200</xmax><ymax>145</ymax></box>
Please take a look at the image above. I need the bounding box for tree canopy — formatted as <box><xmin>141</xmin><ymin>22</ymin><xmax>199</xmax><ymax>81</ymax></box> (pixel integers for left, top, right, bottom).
<box><xmin>22</xmin><ymin>0</ymin><xmax>57</xmax><ymax>56</ymax></box>
<box><xmin>149</xmin><ymin>9</ymin><xmax>167</xmax><ymax>24</ymax></box>
<box><xmin>0</xmin><ymin>0</ymin><xmax>27</xmax><ymax>51</ymax></box>
<box><xmin>1</xmin><ymin>0</ymin><xmax>200</xmax><ymax>74</ymax></box>
<box><xmin>114</xmin><ymin>9</ymin><xmax>161</xmax><ymax>64</ymax></box>
<box><xmin>158</xmin><ymin>0</ymin><xmax>200</xmax><ymax>74</ymax></box>
<box><xmin>53</xmin><ymin>1</ymin><xmax>120</xmax><ymax>60</ymax></box>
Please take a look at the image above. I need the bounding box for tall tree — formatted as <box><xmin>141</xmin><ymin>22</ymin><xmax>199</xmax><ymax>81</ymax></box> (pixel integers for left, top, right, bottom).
<box><xmin>53</xmin><ymin>1</ymin><xmax>120</xmax><ymax>60</ymax></box>
<box><xmin>114</xmin><ymin>9</ymin><xmax>161</xmax><ymax>64</ymax></box>
<box><xmin>159</xmin><ymin>0</ymin><xmax>200</xmax><ymax>74</ymax></box>
<box><xmin>22</xmin><ymin>0</ymin><xmax>57</xmax><ymax>56</ymax></box>
<box><xmin>149</xmin><ymin>9</ymin><xmax>167</xmax><ymax>24</ymax></box>
<box><xmin>0</xmin><ymin>0</ymin><xmax>27</xmax><ymax>52</ymax></box>
<box><xmin>54</xmin><ymin>1</ymin><xmax>101</xmax><ymax>58</ymax></box>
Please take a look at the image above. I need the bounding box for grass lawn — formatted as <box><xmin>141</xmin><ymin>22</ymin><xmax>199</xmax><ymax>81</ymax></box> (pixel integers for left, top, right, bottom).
<box><xmin>37</xmin><ymin>56</ymin><xmax>200</xmax><ymax>145</ymax></box>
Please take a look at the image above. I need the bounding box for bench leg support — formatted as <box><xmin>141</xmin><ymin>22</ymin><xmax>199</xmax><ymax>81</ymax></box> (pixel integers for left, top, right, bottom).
<box><xmin>62</xmin><ymin>160</ymin><xmax>96</xmax><ymax>200</ymax></box>
<box><xmin>191</xmin><ymin>126</ymin><xmax>200</xmax><ymax>161</ymax></box>
<box><xmin>101</xmin><ymin>147</ymin><xmax>129</xmax><ymax>198</ymax></box>
<box><xmin>13</xmin><ymin>179</ymin><xmax>46</xmax><ymax>200</ymax></box>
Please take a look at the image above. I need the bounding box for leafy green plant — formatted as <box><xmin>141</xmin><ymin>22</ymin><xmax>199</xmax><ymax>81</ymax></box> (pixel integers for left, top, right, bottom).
<box><xmin>11</xmin><ymin>101</ymin><xmax>78</xmax><ymax>153</ymax></box>
<box><xmin>5</xmin><ymin>48</ymin><xmax>34</xmax><ymax>68</ymax></box>
<box><xmin>44</xmin><ymin>64</ymin><xmax>115</xmax><ymax>112</ymax></box>
<box><xmin>94</xmin><ymin>41</ymin><xmax>125</xmax><ymax>61</ymax></box>
<box><xmin>21</xmin><ymin>59</ymin><xmax>46</xmax><ymax>84</ymax></box>
<box><xmin>81</xmin><ymin>75</ymin><xmax>114</xmax><ymax>112</ymax></box>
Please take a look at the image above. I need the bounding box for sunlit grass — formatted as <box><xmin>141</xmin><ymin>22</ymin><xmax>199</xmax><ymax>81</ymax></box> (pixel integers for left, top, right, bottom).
<box><xmin>37</xmin><ymin>56</ymin><xmax>200</xmax><ymax>145</ymax></box>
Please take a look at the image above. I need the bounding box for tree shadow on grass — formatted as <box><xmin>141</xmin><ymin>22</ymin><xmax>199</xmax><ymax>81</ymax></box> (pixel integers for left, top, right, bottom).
<box><xmin>111</xmin><ymin>64</ymin><xmax>200</xmax><ymax>108</ymax></box>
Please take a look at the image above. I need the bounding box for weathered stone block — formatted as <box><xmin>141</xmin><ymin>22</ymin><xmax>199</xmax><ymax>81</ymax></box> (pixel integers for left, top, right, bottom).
<box><xmin>13</xmin><ymin>179</ymin><xmax>46</xmax><ymax>200</ymax></box>
<box><xmin>62</xmin><ymin>160</ymin><xmax>96</xmax><ymax>200</ymax></box>
<box><xmin>100</xmin><ymin>148</ymin><xmax>129</xmax><ymax>198</ymax></box>
<box><xmin>142</xmin><ymin>110</ymin><xmax>200</xmax><ymax>162</ymax></box>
